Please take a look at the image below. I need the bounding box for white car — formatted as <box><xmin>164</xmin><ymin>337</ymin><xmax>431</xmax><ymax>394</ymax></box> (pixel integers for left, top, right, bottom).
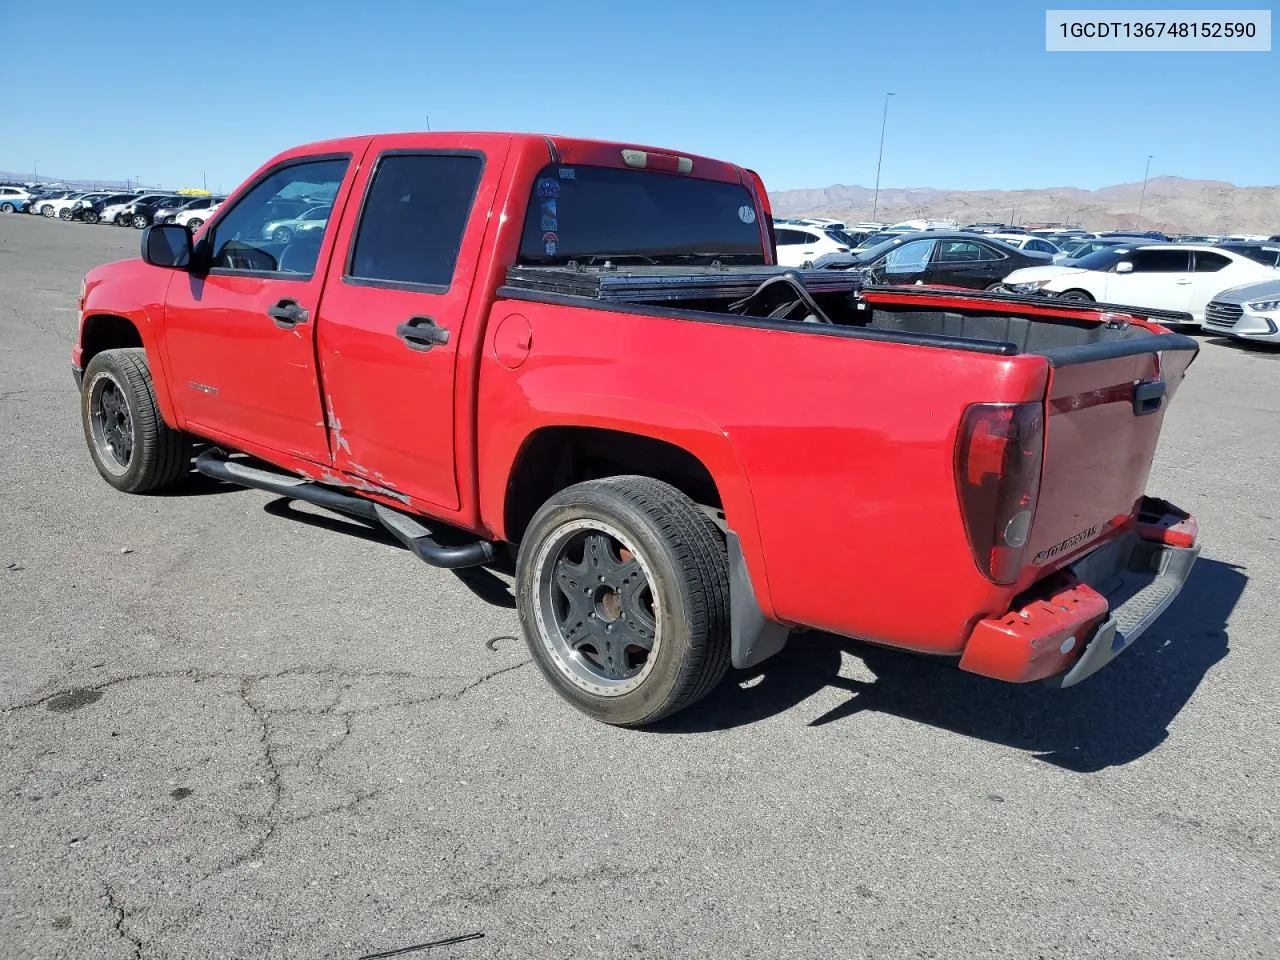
<box><xmin>174</xmin><ymin>201</ymin><xmax>222</xmax><ymax>231</ymax></box>
<box><xmin>39</xmin><ymin>193</ymin><xmax>90</xmax><ymax>218</ymax></box>
<box><xmin>987</xmin><ymin>233</ymin><xmax>1062</xmax><ymax>256</ymax></box>
<box><xmin>773</xmin><ymin>223</ymin><xmax>851</xmax><ymax>267</ymax></box>
<box><xmin>1203</xmin><ymin>278</ymin><xmax>1280</xmax><ymax>343</ymax></box>
<box><xmin>0</xmin><ymin>186</ymin><xmax>34</xmax><ymax>213</ymax></box>
<box><xmin>1001</xmin><ymin>244</ymin><xmax>1279</xmax><ymax>325</ymax></box>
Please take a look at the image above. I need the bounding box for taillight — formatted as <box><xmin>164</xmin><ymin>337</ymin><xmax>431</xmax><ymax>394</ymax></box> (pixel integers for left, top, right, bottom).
<box><xmin>954</xmin><ymin>402</ymin><xmax>1045</xmax><ymax>584</ymax></box>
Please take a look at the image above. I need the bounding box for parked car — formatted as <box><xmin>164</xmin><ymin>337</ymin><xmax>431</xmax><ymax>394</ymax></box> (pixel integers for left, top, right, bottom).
<box><xmin>260</xmin><ymin>204</ymin><xmax>331</xmax><ymax>243</ymax></box>
<box><xmin>1052</xmin><ymin>236</ymin><xmax>1142</xmax><ymax>263</ymax></box>
<box><xmin>43</xmin><ymin>193</ymin><xmax>93</xmax><ymax>219</ymax></box>
<box><xmin>0</xmin><ymin>186</ymin><xmax>31</xmax><ymax>213</ymax></box>
<box><xmin>1216</xmin><ymin>242</ymin><xmax>1280</xmax><ymax>268</ymax></box>
<box><xmin>128</xmin><ymin>195</ymin><xmax>188</xmax><ymax>229</ymax></box>
<box><xmin>78</xmin><ymin>194</ymin><xmax>137</xmax><ymax>225</ymax></box>
<box><xmin>1001</xmin><ymin>244</ymin><xmax>1279</xmax><ymax>325</ymax></box>
<box><xmin>173</xmin><ymin>200</ymin><xmax>223</xmax><ymax>232</ymax></box>
<box><xmin>66</xmin><ymin>192</ymin><xmax>120</xmax><ymax>220</ymax></box>
<box><xmin>25</xmin><ymin>190</ymin><xmax>71</xmax><ymax>215</ymax></box>
<box><xmin>772</xmin><ymin>223</ymin><xmax>851</xmax><ymax>266</ymax></box>
<box><xmin>156</xmin><ymin>195</ymin><xmax>224</xmax><ymax>225</ymax></box>
<box><xmin>101</xmin><ymin>195</ymin><xmax>164</xmax><ymax>226</ymax></box>
<box><xmin>1099</xmin><ymin>230</ymin><xmax>1168</xmax><ymax>241</ymax></box>
<box><xmin>987</xmin><ymin>233</ymin><xmax>1061</xmax><ymax>256</ymax></box>
<box><xmin>71</xmin><ymin>130</ymin><xmax>1199</xmax><ymax>726</ymax></box>
<box><xmin>821</xmin><ymin>231</ymin><xmax>1052</xmax><ymax>290</ymax></box>
<box><xmin>1203</xmin><ymin>278</ymin><xmax>1280</xmax><ymax>343</ymax></box>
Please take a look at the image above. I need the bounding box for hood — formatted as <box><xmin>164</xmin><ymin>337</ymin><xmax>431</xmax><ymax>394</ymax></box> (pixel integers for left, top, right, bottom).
<box><xmin>1003</xmin><ymin>265</ymin><xmax>1086</xmax><ymax>284</ymax></box>
<box><xmin>1210</xmin><ymin>277</ymin><xmax>1280</xmax><ymax>305</ymax></box>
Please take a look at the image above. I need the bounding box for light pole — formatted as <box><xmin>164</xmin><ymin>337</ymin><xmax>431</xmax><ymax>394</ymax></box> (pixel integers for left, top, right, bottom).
<box><xmin>33</xmin><ymin>159</ymin><xmax>38</xmax><ymax>183</ymax></box>
<box><xmin>871</xmin><ymin>92</ymin><xmax>894</xmax><ymax>222</ymax></box>
<box><xmin>1135</xmin><ymin>154</ymin><xmax>1153</xmax><ymax>230</ymax></box>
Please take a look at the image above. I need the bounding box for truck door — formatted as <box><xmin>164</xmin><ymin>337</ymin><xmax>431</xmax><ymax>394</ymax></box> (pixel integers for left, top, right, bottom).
<box><xmin>314</xmin><ymin>135</ymin><xmax>511</xmax><ymax>511</ymax></box>
<box><xmin>162</xmin><ymin>151</ymin><xmax>361</xmax><ymax>462</ymax></box>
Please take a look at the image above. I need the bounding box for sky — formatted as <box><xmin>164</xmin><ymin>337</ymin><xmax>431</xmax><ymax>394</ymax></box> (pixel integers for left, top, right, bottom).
<box><xmin>3</xmin><ymin>0</ymin><xmax>1276</xmax><ymax>194</ymax></box>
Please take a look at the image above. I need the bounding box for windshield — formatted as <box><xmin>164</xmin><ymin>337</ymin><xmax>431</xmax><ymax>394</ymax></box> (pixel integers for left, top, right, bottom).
<box><xmin>1074</xmin><ymin>248</ymin><xmax>1132</xmax><ymax>271</ymax></box>
<box><xmin>856</xmin><ymin>231</ymin><xmax>904</xmax><ymax>249</ymax></box>
<box><xmin>517</xmin><ymin>164</ymin><xmax>765</xmax><ymax>266</ymax></box>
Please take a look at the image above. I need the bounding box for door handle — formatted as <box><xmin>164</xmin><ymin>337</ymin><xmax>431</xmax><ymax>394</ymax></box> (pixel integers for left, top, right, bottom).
<box><xmin>1175</xmin><ymin>279</ymin><xmax>1192</xmax><ymax>285</ymax></box>
<box><xmin>1132</xmin><ymin>379</ymin><xmax>1165</xmax><ymax>416</ymax></box>
<box><xmin>396</xmin><ymin>315</ymin><xmax>450</xmax><ymax>351</ymax></box>
<box><xmin>266</xmin><ymin>299</ymin><xmax>309</xmax><ymax>329</ymax></box>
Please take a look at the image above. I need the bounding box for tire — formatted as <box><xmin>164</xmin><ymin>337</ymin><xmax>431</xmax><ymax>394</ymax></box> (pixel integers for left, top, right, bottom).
<box><xmin>272</xmin><ymin>226</ymin><xmax>293</xmax><ymax>244</ymax></box>
<box><xmin>42</xmin><ymin>205</ymin><xmax>55</xmax><ymax>217</ymax></box>
<box><xmin>187</xmin><ymin>218</ymin><xmax>203</xmax><ymax>231</ymax></box>
<box><xmin>0</xmin><ymin>202</ymin><xmax>14</xmax><ymax>214</ymax></box>
<box><xmin>1059</xmin><ymin>289</ymin><xmax>1094</xmax><ymax>302</ymax></box>
<box><xmin>132</xmin><ymin>214</ymin><xmax>147</xmax><ymax>229</ymax></box>
<box><xmin>59</xmin><ymin>207</ymin><xmax>73</xmax><ymax>221</ymax></box>
<box><xmin>80</xmin><ymin>348</ymin><xmax>191</xmax><ymax>494</ymax></box>
<box><xmin>516</xmin><ymin>476</ymin><xmax>730</xmax><ymax>727</ymax></box>
<box><xmin>82</xmin><ymin>209</ymin><xmax>100</xmax><ymax>224</ymax></box>
<box><xmin>983</xmin><ymin>282</ymin><xmax>1004</xmax><ymax>292</ymax></box>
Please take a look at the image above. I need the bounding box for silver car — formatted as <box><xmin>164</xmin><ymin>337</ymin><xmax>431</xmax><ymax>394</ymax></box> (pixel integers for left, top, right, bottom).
<box><xmin>261</xmin><ymin>205</ymin><xmax>330</xmax><ymax>243</ymax></box>
<box><xmin>1204</xmin><ymin>278</ymin><xmax>1280</xmax><ymax>344</ymax></box>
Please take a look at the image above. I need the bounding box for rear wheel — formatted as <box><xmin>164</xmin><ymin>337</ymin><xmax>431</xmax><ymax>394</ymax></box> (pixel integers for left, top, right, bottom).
<box><xmin>0</xmin><ymin>202</ymin><xmax>14</xmax><ymax>214</ymax></box>
<box><xmin>272</xmin><ymin>226</ymin><xmax>293</xmax><ymax>244</ymax></box>
<box><xmin>80</xmin><ymin>348</ymin><xmax>191</xmax><ymax>494</ymax></box>
<box><xmin>82</xmin><ymin>209</ymin><xmax>100</xmax><ymax>224</ymax></box>
<box><xmin>516</xmin><ymin>476</ymin><xmax>730</xmax><ymax>727</ymax></box>
<box><xmin>187</xmin><ymin>218</ymin><xmax>204</xmax><ymax>231</ymax></box>
<box><xmin>132</xmin><ymin>214</ymin><xmax>147</xmax><ymax>229</ymax></box>
<box><xmin>42</xmin><ymin>205</ymin><xmax>55</xmax><ymax>217</ymax></box>
<box><xmin>59</xmin><ymin>207</ymin><xmax>73</xmax><ymax>221</ymax></box>
<box><xmin>1059</xmin><ymin>289</ymin><xmax>1094</xmax><ymax>302</ymax></box>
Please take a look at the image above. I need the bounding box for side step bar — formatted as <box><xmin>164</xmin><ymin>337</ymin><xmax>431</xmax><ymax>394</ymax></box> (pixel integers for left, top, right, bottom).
<box><xmin>194</xmin><ymin>449</ymin><xmax>497</xmax><ymax>569</ymax></box>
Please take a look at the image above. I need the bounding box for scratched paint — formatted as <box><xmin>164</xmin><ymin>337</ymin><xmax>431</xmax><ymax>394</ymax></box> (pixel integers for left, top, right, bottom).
<box><xmin>325</xmin><ymin>397</ymin><xmax>352</xmax><ymax>455</ymax></box>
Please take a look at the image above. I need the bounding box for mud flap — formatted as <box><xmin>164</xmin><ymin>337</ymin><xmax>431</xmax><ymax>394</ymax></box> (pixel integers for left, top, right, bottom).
<box><xmin>728</xmin><ymin>531</ymin><xmax>790</xmax><ymax>669</ymax></box>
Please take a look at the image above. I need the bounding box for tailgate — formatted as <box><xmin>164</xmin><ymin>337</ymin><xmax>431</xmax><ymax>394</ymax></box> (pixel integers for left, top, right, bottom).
<box><xmin>1023</xmin><ymin>335</ymin><xmax>1198</xmax><ymax>581</ymax></box>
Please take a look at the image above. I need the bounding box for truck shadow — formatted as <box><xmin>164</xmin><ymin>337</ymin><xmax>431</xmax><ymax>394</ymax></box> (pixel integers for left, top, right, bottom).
<box><xmin>656</xmin><ymin>557</ymin><xmax>1244</xmax><ymax>773</ymax></box>
<box><xmin>260</xmin><ymin>498</ymin><xmax>516</xmax><ymax>608</ymax></box>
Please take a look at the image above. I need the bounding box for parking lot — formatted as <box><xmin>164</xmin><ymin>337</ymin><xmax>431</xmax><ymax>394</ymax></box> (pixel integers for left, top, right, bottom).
<box><xmin>1</xmin><ymin>211</ymin><xmax>1278</xmax><ymax>958</ymax></box>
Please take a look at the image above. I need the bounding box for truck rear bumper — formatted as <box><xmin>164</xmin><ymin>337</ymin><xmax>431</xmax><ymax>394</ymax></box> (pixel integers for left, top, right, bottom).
<box><xmin>958</xmin><ymin>498</ymin><xmax>1200</xmax><ymax>685</ymax></box>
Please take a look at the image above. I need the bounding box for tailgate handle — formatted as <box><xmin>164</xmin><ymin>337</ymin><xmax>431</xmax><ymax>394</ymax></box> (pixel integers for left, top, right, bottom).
<box><xmin>1133</xmin><ymin>379</ymin><xmax>1165</xmax><ymax>416</ymax></box>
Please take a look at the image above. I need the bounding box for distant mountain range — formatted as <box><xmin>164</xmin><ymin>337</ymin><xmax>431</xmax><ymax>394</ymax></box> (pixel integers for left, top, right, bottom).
<box><xmin>769</xmin><ymin>176</ymin><xmax>1280</xmax><ymax>235</ymax></box>
<box><xmin>0</xmin><ymin>171</ymin><xmax>168</xmax><ymax>191</ymax></box>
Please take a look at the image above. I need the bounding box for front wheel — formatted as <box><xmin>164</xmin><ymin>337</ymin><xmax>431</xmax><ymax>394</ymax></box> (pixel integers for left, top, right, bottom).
<box><xmin>42</xmin><ymin>205</ymin><xmax>55</xmax><ymax>217</ymax></box>
<box><xmin>516</xmin><ymin>476</ymin><xmax>731</xmax><ymax>727</ymax></box>
<box><xmin>59</xmin><ymin>207</ymin><xmax>73</xmax><ymax>221</ymax></box>
<box><xmin>272</xmin><ymin>226</ymin><xmax>293</xmax><ymax>244</ymax></box>
<box><xmin>131</xmin><ymin>214</ymin><xmax>147</xmax><ymax>229</ymax></box>
<box><xmin>80</xmin><ymin>348</ymin><xmax>192</xmax><ymax>494</ymax></box>
<box><xmin>1059</xmin><ymin>289</ymin><xmax>1095</xmax><ymax>302</ymax></box>
<box><xmin>186</xmin><ymin>218</ymin><xmax>203</xmax><ymax>231</ymax></box>
<box><xmin>82</xmin><ymin>209</ymin><xmax>100</xmax><ymax>224</ymax></box>
<box><xmin>0</xmin><ymin>202</ymin><xmax>14</xmax><ymax>214</ymax></box>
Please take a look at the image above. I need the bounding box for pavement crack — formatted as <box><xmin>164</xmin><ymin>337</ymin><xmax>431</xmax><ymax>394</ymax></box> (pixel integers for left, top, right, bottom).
<box><xmin>432</xmin><ymin>863</ymin><xmax>657</xmax><ymax>909</ymax></box>
<box><xmin>2</xmin><ymin>669</ymin><xmax>214</xmax><ymax>713</ymax></box>
<box><xmin>447</xmin><ymin>659</ymin><xmax>532</xmax><ymax>701</ymax></box>
<box><xmin>104</xmin><ymin>883</ymin><xmax>143</xmax><ymax>960</ymax></box>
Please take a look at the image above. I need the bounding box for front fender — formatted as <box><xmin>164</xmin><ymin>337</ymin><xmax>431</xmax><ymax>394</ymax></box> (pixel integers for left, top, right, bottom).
<box><xmin>78</xmin><ymin>260</ymin><xmax>181</xmax><ymax>427</ymax></box>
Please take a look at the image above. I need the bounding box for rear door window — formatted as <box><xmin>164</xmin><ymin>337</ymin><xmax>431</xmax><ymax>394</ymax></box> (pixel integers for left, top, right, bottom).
<box><xmin>1193</xmin><ymin>251</ymin><xmax>1232</xmax><ymax>272</ymax></box>
<box><xmin>517</xmin><ymin>164</ymin><xmax>765</xmax><ymax>266</ymax></box>
<box><xmin>883</xmin><ymin>238</ymin><xmax>937</xmax><ymax>274</ymax></box>
<box><xmin>346</xmin><ymin>153</ymin><xmax>484</xmax><ymax>289</ymax></box>
<box><xmin>1128</xmin><ymin>250</ymin><xmax>1192</xmax><ymax>272</ymax></box>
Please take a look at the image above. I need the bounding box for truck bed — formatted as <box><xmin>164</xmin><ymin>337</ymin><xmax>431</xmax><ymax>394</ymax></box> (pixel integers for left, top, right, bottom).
<box><xmin>502</xmin><ymin>265</ymin><xmax>1196</xmax><ymax>359</ymax></box>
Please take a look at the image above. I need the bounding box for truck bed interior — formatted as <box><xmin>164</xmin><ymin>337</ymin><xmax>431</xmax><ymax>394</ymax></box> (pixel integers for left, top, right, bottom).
<box><xmin>500</xmin><ymin>265</ymin><xmax>1172</xmax><ymax>357</ymax></box>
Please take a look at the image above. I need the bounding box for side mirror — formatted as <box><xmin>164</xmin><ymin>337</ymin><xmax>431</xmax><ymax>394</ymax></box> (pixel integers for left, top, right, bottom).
<box><xmin>1114</xmin><ymin>261</ymin><xmax>1134</xmax><ymax>274</ymax></box>
<box><xmin>141</xmin><ymin>223</ymin><xmax>192</xmax><ymax>269</ymax></box>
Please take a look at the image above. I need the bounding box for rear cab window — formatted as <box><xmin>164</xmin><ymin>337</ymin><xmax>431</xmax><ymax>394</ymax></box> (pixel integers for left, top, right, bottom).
<box><xmin>516</xmin><ymin>164</ymin><xmax>765</xmax><ymax>267</ymax></box>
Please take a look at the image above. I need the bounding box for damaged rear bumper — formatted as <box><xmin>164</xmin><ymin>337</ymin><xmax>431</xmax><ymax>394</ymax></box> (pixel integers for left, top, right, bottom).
<box><xmin>958</xmin><ymin>498</ymin><xmax>1200</xmax><ymax>685</ymax></box>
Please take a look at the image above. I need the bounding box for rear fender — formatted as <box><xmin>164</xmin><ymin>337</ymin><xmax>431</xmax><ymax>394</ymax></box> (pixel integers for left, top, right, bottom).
<box><xmin>483</xmin><ymin>396</ymin><xmax>779</xmax><ymax>630</ymax></box>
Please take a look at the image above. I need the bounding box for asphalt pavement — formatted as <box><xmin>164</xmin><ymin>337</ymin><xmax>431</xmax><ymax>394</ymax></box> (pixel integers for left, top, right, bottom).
<box><xmin>1</xmin><ymin>212</ymin><xmax>1277</xmax><ymax>960</ymax></box>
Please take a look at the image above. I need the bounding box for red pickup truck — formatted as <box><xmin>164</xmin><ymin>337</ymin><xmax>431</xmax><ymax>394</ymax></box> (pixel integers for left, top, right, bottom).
<box><xmin>73</xmin><ymin>131</ymin><xmax>1202</xmax><ymax>726</ymax></box>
